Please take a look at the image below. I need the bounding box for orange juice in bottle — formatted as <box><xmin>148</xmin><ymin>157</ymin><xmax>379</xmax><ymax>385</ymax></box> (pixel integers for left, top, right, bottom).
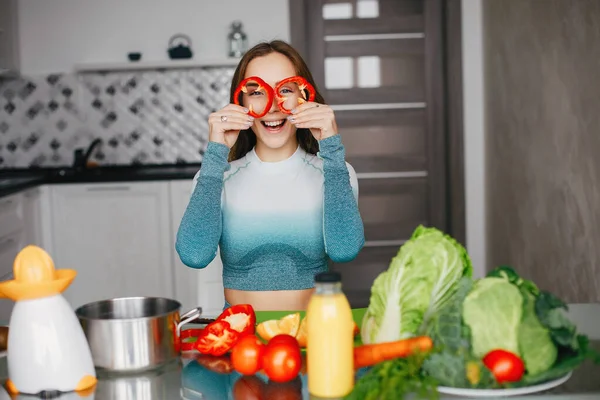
<box><xmin>306</xmin><ymin>271</ymin><xmax>354</xmax><ymax>398</ymax></box>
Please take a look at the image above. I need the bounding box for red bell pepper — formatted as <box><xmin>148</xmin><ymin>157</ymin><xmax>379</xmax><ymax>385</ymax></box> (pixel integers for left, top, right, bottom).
<box><xmin>216</xmin><ymin>304</ymin><xmax>256</xmax><ymax>337</ymax></box>
<box><xmin>195</xmin><ymin>320</ymin><xmax>240</xmax><ymax>356</ymax></box>
<box><xmin>275</xmin><ymin>76</ymin><xmax>316</xmax><ymax>114</ymax></box>
<box><xmin>178</xmin><ymin>328</ymin><xmax>205</xmax><ymax>352</ymax></box>
<box><xmin>233</xmin><ymin>76</ymin><xmax>274</xmax><ymax>118</ymax></box>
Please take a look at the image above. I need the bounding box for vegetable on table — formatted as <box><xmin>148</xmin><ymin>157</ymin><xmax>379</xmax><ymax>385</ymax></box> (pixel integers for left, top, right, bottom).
<box><xmin>360</xmin><ymin>225</ymin><xmax>473</xmax><ymax>345</ymax></box>
<box><xmin>419</xmin><ymin>265</ymin><xmax>600</xmax><ymax>390</ymax></box>
<box><xmin>483</xmin><ymin>349</ymin><xmax>525</xmax><ymax>384</ymax></box>
<box><xmin>231</xmin><ymin>335</ymin><xmax>266</xmax><ymax>376</ymax></box>
<box><xmin>348</xmin><ymin>223</ymin><xmax>599</xmax><ymax>395</ymax></box>
<box><xmin>262</xmin><ymin>334</ymin><xmax>302</xmax><ymax>383</ymax></box>
<box><xmin>462</xmin><ymin>277</ymin><xmax>524</xmax><ymax>358</ymax></box>
<box><xmin>353</xmin><ymin>336</ymin><xmax>434</xmax><ymax>369</ymax></box>
<box><xmin>195</xmin><ymin>320</ymin><xmax>240</xmax><ymax>356</ymax></box>
<box><xmin>345</xmin><ymin>354</ymin><xmax>439</xmax><ymax>400</ymax></box>
<box><xmin>216</xmin><ymin>304</ymin><xmax>256</xmax><ymax>337</ymax></box>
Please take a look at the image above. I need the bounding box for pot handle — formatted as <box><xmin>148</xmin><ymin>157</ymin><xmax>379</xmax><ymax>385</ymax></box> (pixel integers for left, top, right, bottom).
<box><xmin>176</xmin><ymin>307</ymin><xmax>202</xmax><ymax>339</ymax></box>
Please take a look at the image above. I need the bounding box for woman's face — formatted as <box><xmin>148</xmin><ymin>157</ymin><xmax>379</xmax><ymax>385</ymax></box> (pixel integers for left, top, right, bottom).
<box><xmin>243</xmin><ymin>52</ymin><xmax>299</xmax><ymax>157</ymax></box>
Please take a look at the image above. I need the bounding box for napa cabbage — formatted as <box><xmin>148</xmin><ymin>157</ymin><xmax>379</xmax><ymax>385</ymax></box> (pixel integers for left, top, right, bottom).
<box><xmin>360</xmin><ymin>225</ymin><xmax>473</xmax><ymax>344</ymax></box>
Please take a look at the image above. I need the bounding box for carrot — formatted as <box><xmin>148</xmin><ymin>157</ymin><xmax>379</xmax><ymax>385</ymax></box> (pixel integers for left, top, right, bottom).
<box><xmin>353</xmin><ymin>336</ymin><xmax>434</xmax><ymax>369</ymax></box>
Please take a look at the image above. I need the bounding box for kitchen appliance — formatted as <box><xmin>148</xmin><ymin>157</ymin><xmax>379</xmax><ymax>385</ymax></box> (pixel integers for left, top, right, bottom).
<box><xmin>75</xmin><ymin>297</ymin><xmax>202</xmax><ymax>372</ymax></box>
<box><xmin>0</xmin><ymin>245</ymin><xmax>97</xmax><ymax>396</ymax></box>
<box><xmin>168</xmin><ymin>34</ymin><xmax>193</xmax><ymax>59</ymax></box>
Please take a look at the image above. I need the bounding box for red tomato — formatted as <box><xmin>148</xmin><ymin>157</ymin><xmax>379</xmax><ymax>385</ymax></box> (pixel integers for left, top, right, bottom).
<box><xmin>231</xmin><ymin>335</ymin><xmax>266</xmax><ymax>375</ymax></box>
<box><xmin>262</xmin><ymin>337</ymin><xmax>302</xmax><ymax>383</ymax></box>
<box><xmin>483</xmin><ymin>349</ymin><xmax>525</xmax><ymax>383</ymax></box>
<box><xmin>268</xmin><ymin>334</ymin><xmax>299</xmax><ymax>347</ymax></box>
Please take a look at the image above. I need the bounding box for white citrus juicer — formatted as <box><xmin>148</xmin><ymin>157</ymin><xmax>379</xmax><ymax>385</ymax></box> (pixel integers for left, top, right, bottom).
<box><xmin>0</xmin><ymin>245</ymin><xmax>97</xmax><ymax>396</ymax></box>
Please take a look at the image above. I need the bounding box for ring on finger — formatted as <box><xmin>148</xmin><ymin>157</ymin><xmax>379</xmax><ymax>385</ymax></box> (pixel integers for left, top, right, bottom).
<box><xmin>221</xmin><ymin>115</ymin><xmax>228</xmax><ymax>122</ymax></box>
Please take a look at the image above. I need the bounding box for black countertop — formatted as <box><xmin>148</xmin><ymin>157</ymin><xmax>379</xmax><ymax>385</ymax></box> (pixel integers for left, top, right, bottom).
<box><xmin>0</xmin><ymin>164</ymin><xmax>202</xmax><ymax>198</ymax></box>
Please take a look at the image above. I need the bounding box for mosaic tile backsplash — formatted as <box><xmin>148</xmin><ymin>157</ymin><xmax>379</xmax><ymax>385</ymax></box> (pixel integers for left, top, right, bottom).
<box><xmin>0</xmin><ymin>67</ymin><xmax>235</xmax><ymax>168</ymax></box>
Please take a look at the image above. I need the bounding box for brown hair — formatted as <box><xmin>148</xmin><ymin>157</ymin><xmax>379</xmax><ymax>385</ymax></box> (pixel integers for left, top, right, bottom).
<box><xmin>228</xmin><ymin>40</ymin><xmax>324</xmax><ymax>162</ymax></box>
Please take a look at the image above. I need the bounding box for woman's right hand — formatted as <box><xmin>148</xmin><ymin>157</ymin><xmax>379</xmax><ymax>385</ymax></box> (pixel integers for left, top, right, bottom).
<box><xmin>208</xmin><ymin>104</ymin><xmax>254</xmax><ymax>148</ymax></box>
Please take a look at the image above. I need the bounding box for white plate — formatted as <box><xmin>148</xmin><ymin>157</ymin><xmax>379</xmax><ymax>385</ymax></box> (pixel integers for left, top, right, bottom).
<box><xmin>437</xmin><ymin>372</ymin><xmax>572</xmax><ymax>398</ymax></box>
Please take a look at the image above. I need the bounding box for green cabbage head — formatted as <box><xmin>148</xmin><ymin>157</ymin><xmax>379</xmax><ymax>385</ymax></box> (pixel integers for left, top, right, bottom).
<box><xmin>360</xmin><ymin>225</ymin><xmax>473</xmax><ymax>344</ymax></box>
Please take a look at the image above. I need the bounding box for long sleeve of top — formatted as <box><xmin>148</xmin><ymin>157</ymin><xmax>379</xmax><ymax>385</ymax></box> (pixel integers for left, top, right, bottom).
<box><xmin>175</xmin><ymin>135</ymin><xmax>365</xmax><ymax>291</ymax></box>
<box><xmin>318</xmin><ymin>134</ymin><xmax>365</xmax><ymax>262</ymax></box>
<box><xmin>175</xmin><ymin>141</ymin><xmax>230</xmax><ymax>268</ymax></box>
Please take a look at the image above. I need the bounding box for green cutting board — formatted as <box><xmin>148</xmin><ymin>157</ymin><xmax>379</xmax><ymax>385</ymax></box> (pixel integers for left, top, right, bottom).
<box><xmin>255</xmin><ymin>307</ymin><xmax>367</xmax><ymax>346</ymax></box>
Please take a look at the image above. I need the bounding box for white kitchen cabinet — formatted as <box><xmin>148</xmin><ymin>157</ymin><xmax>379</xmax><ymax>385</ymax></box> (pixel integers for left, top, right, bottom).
<box><xmin>49</xmin><ymin>181</ymin><xmax>174</xmax><ymax>310</ymax></box>
<box><xmin>169</xmin><ymin>180</ymin><xmax>224</xmax><ymax>317</ymax></box>
<box><xmin>21</xmin><ymin>186</ymin><xmax>48</xmax><ymax>248</ymax></box>
<box><xmin>0</xmin><ymin>190</ymin><xmax>30</xmax><ymax>321</ymax></box>
<box><xmin>0</xmin><ymin>0</ymin><xmax>20</xmax><ymax>75</ymax></box>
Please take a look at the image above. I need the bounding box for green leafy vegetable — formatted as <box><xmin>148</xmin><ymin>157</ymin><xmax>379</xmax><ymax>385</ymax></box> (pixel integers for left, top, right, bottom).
<box><xmin>422</xmin><ymin>352</ymin><xmax>468</xmax><ymax>388</ymax></box>
<box><xmin>361</xmin><ymin>225</ymin><xmax>472</xmax><ymax>344</ymax></box>
<box><xmin>421</xmin><ymin>277</ymin><xmax>473</xmax><ymax>352</ymax></box>
<box><xmin>519</xmin><ymin>335</ymin><xmax>600</xmax><ymax>386</ymax></box>
<box><xmin>421</xmin><ymin>277</ymin><xmax>496</xmax><ymax>389</ymax></box>
<box><xmin>535</xmin><ymin>291</ymin><xmax>579</xmax><ymax>350</ymax></box>
<box><xmin>345</xmin><ymin>354</ymin><xmax>439</xmax><ymax>400</ymax></box>
<box><xmin>484</xmin><ymin>266</ymin><xmax>600</xmax><ymax>383</ymax></box>
<box><xmin>517</xmin><ymin>288</ymin><xmax>557</xmax><ymax>375</ymax></box>
<box><xmin>462</xmin><ymin>277</ymin><xmax>523</xmax><ymax>358</ymax></box>
<box><xmin>487</xmin><ymin>265</ymin><xmax>539</xmax><ymax>296</ymax></box>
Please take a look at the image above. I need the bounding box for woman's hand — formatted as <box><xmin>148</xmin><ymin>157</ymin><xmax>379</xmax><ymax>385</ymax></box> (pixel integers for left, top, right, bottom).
<box><xmin>208</xmin><ymin>104</ymin><xmax>254</xmax><ymax>148</ymax></box>
<box><xmin>288</xmin><ymin>102</ymin><xmax>338</xmax><ymax>141</ymax></box>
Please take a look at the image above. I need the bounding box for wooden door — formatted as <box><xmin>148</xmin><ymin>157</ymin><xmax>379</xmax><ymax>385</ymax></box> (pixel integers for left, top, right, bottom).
<box><xmin>290</xmin><ymin>0</ymin><xmax>465</xmax><ymax>307</ymax></box>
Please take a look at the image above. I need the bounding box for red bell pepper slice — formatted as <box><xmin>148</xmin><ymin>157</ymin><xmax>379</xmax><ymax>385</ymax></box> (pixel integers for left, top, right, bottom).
<box><xmin>216</xmin><ymin>304</ymin><xmax>256</xmax><ymax>337</ymax></box>
<box><xmin>233</xmin><ymin>76</ymin><xmax>274</xmax><ymax>119</ymax></box>
<box><xmin>275</xmin><ymin>76</ymin><xmax>316</xmax><ymax>114</ymax></box>
<box><xmin>181</xmin><ymin>328</ymin><xmax>205</xmax><ymax>340</ymax></box>
<box><xmin>195</xmin><ymin>320</ymin><xmax>240</xmax><ymax>356</ymax></box>
<box><xmin>178</xmin><ymin>328</ymin><xmax>206</xmax><ymax>352</ymax></box>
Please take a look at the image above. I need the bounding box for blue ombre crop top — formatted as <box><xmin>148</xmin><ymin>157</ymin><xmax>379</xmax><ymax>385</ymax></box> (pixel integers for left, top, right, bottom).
<box><xmin>175</xmin><ymin>134</ymin><xmax>365</xmax><ymax>291</ymax></box>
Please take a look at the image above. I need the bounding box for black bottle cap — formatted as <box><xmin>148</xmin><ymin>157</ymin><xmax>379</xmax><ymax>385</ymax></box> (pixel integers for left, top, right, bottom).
<box><xmin>315</xmin><ymin>271</ymin><xmax>341</xmax><ymax>283</ymax></box>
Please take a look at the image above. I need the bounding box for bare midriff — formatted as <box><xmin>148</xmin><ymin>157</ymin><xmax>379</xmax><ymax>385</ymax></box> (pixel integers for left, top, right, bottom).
<box><xmin>225</xmin><ymin>288</ymin><xmax>315</xmax><ymax>311</ymax></box>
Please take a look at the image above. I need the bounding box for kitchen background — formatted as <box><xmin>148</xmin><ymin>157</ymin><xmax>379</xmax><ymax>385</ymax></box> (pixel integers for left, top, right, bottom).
<box><xmin>1</xmin><ymin>0</ymin><xmax>599</xmax><ymax>319</ymax></box>
<box><xmin>0</xmin><ymin>0</ymin><xmax>287</xmax><ymax>167</ymax></box>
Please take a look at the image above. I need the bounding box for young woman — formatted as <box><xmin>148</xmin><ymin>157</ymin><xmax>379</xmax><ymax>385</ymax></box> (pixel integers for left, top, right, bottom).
<box><xmin>176</xmin><ymin>40</ymin><xmax>364</xmax><ymax>311</ymax></box>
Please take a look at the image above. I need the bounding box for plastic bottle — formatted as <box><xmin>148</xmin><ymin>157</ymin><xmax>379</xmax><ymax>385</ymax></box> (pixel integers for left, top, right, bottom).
<box><xmin>306</xmin><ymin>271</ymin><xmax>354</xmax><ymax>398</ymax></box>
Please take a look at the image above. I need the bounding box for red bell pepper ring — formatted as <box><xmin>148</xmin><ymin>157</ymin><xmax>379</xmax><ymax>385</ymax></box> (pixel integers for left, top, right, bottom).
<box><xmin>216</xmin><ymin>304</ymin><xmax>256</xmax><ymax>337</ymax></box>
<box><xmin>195</xmin><ymin>320</ymin><xmax>240</xmax><ymax>356</ymax></box>
<box><xmin>180</xmin><ymin>340</ymin><xmax>197</xmax><ymax>352</ymax></box>
<box><xmin>275</xmin><ymin>76</ymin><xmax>316</xmax><ymax>114</ymax></box>
<box><xmin>181</xmin><ymin>328</ymin><xmax>205</xmax><ymax>340</ymax></box>
<box><xmin>178</xmin><ymin>328</ymin><xmax>205</xmax><ymax>352</ymax></box>
<box><xmin>233</xmin><ymin>76</ymin><xmax>274</xmax><ymax>119</ymax></box>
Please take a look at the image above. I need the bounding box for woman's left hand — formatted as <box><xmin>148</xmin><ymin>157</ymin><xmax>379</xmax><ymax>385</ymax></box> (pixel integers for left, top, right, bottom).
<box><xmin>288</xmin><ymin>102</ymin><xmax>338</xmax><ymax>141</ymax></box>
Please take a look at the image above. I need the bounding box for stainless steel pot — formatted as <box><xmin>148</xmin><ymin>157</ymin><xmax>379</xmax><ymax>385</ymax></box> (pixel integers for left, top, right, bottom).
<box><xmin>75</xmin><ymin>296</ymin><xmax>202</xmax><ymax>373</ymax></box>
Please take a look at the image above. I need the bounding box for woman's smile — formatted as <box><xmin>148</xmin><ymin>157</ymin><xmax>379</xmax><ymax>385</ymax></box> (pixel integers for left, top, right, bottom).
<box><xmin>260</xmin><ymin>118</ymin><xmax>289</xmax><ymax>134</ymax></box>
